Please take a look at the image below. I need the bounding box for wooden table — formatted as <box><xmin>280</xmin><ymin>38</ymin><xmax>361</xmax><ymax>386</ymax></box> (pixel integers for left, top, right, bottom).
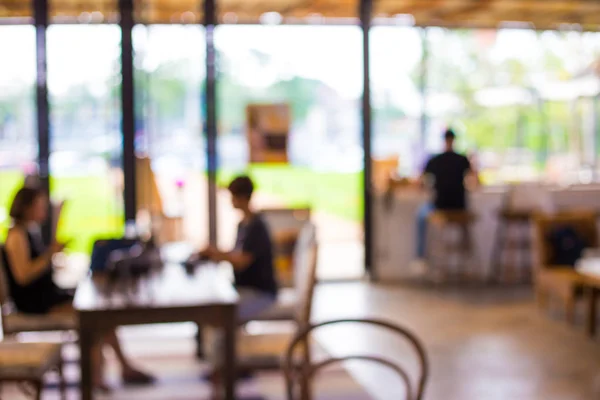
<box><xmin>576</xmin><ymin>258</ymin><xmax>600</xmax><ymax>337</ymax></box>
<box><xmin>74</xmin><ymin>264</ymin><xmax>239</xmax><ymax>400</ymax></box>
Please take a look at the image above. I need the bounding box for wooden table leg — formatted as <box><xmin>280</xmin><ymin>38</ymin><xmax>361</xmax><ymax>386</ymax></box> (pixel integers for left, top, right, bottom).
<box><xmin>79</xmin><ymin>326</ymin><xmax>94</xmax><ymax>400</ymax></box>
<box><xmin>586</xmin><ymin>287</ymin><xmax>598</xmax><ymax>337</ymax></box>
<box><xmin>222</xmin><ymin>305</ymin><xmax>237</xmax><ymax>400</ymax></box>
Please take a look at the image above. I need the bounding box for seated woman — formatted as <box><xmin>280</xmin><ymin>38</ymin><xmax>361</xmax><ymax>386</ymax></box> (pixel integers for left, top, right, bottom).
<box><xmin>2</xmin><ymin>186</ymin><xmax>153</xmax><ymax>390</ymax></box>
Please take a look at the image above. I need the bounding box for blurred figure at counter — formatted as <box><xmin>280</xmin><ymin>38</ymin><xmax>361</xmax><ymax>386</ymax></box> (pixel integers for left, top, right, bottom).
<box><xmin>413</xmin><ymin>128</ymin><xmax>479</xmax><ymax>272</ymax></box>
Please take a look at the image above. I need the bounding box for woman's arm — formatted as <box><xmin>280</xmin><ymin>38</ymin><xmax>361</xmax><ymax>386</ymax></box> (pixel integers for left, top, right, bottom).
<box><xmin>4</xmin><ymin>228</ymin><xmax>55</xmax><ymax>286</ymax></box>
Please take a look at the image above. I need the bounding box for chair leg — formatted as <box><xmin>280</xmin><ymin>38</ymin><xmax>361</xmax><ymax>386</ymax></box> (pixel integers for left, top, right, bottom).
<box><xmin>535</xmin><ymin>288</ymin><xmax>548</xmax><ymax>310</ymax></box>
<box><xmin>211</xmin><ymin>368</ymin><xmax>222</xmax><ymax>400</ymax></box>
<box><xmin>565</xmin><ymin>297</ymin><xmax>576</xmax><ymax>325</ymax></box>
<box><xmin>299</xmin><ymin>337</ymin><xmax>312</xmax><ymax>400</ymax></box>
<box><xmin>490</xmin><ymin>220</ymin><xmax>505</xmax><ymax>283</ymax></box>
<box><xmin>586</xmin><ymin>287</ymin><xmax>598</xmax><ymax>337</ymax></box>
<box><xmin>195</xmin><ymin>324</ymin><xmax>205</xmax><ymax>359</ymax></box>
<box><xmin>35</xmin><ymin>380</ymin><xmax>43</xmax><ymax>400</ymax></box>
<box><xmin>58</xmin><ymin>352</ymin><xmax>66</xmax><ymax>400</ymax></box>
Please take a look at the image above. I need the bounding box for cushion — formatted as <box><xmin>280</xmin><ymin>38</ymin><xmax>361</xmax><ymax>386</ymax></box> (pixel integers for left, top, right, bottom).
<box><xmin>0</xmin><ymin>342</ymin><xmax>62</xmax><ymax>379</ymax></box>
<box><xmin>253</xmin><ymin>288</ymin><xmax>296</xmax><ymax>321</ymax></box>
<box><xmin>3</xmin><ymin>313</ymin><xmax>76</xmax><ymax>335</ymax></box>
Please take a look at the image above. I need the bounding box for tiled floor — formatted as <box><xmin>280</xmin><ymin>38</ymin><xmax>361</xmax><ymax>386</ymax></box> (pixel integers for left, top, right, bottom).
<box><xmin>312</xmin><ymin>282</ymin><xmax>600</xmax><ymax>400</ymax></box>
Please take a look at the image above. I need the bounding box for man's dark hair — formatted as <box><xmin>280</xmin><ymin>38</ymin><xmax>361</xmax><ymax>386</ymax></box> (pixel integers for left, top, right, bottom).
<box><xmin>228</xmin><ymin>175</ymin><xmax>254</xmax><ymax>199</ymax></box>
<box><xmin>9</xmin><ymin>186</ymin><xmax>44</xmax><ymax>223</ymax></box>
<box><xmin>444</xmin><ymin>128</ymin><xmax>456</xmax><ymax>140</ymax></box>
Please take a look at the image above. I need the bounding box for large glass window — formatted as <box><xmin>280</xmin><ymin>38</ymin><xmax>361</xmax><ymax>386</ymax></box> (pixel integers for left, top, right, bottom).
<box><xmin>47</xmin><ymin>25</ymin><xmax>123</xmax><ymax>254</ymax></box>
<box><xmin>370</xmin><ymin>26</ymin><xmax>423</xmax><ymax>178</ymax></box>
<box><xmin>215</xmin><ymin>25</ymin><xmax>364</xmax><ymax>280</ymax></box>
<box><xmin>133</xmin><ymin>24</ymin><xmax>207</xmax><ymax>248</ymax></box>
<box><xmin>0</xmin><ymin>25</ymin><xmax>36</xmax><ymax>240</ymax></box>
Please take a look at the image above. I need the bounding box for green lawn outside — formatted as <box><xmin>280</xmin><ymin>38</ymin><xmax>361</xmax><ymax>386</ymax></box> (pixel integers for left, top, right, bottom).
<box><xmin>218</xmin><ymin>165</ymin><xmax>363</xmax><ymax>222</ymax></box>
<box><xmin>1</xmin><ymin>165</ymin><xmax>362</xmax><ymax>254</ymax></box>
<box><xmin>0</xmin><ymin>171</ymin><xmax>124</xmax><ymax>254</ymax></box>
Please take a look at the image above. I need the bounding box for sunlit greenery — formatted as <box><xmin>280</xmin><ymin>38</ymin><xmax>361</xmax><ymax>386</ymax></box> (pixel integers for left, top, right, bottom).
<box><xmin>0</xmin><ymin>172</ymin><xmax>123</xmax><ymax>253</ymax></box>
<box><xmin>1</xmin><ymin>26</ymin><xmax>599</xmax><ymax>254</ymax></box>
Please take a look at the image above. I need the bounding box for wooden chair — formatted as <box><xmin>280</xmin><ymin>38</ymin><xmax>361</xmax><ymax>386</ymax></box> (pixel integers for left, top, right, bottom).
<box><xmin>0</xmin><ymin>341</ymin><xmax>66</xmax><ymax>400</ymax></box>
<box><xmin>426</xmin><ymin>210</ymin><xmax>478</xmax><ymax>282</ymax></box>
<box><xmin>254</xmin><ymin>216</ymin><xmax>314</xmax><ymax>323</ymax></box>
<box><xmin>135</xmin><ymin>156</ymin><xmax>184</xmax><ymax>244</ymax></box>
<box><xmin>0</xmin><ymin>246</ymin><xmax>76</xmax><ymax>338</ymax></box>
<box><xmin>195</xmin><ymin>214</ymin><xmax>313</xmax><ymax>360</ymax></box>
<box><xmin>532</xmin><ymin>211</ymin><xmax>598</xmax><ymax>323</ymax></box>
<box><xmin>283</xmin><ymin>319</ymin><xmax>428</xmax><ymax>400</ymax></box>
<box><xmin>208</xmin><ymin>222</ymin><xmax>318</xmax><ymax>383</ymax></box>
<box><xmin>237</xmin><ymin>222</ymin><xmax>318</xmax><ymax>370</ymax></box>
<box><xmin>372</xmin><ymin>156</ymin><xmax>399</xmax><ymax>194</ymax></box>
<box><xmin>260</xmin><ymin>207</ymin><xmax>311</xmax><ymax>288</ymax></box>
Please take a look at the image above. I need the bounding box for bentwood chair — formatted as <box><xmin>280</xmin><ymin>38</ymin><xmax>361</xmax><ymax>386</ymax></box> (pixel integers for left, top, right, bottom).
<box><xmin>283</xmin><ymin>319</ymin><xmax>428</xmax><ymax>400</ymax></box>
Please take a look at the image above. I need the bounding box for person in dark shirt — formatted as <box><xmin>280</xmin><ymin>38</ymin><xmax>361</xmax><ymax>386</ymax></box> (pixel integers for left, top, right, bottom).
<box><xmin>413</xmin><ymin>129</ymin><xmax>479</xmax><ymax>268</ymax></box>
<box><xmin>197</xmin><ymin>175</ymin><xmax>278</xmax><ymax>321</ymax></box>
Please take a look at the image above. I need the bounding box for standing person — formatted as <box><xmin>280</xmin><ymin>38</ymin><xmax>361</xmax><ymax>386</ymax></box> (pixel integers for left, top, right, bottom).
<box><xmin>412</xmin><ymin>128</ymin><xmax>479</xmax><ymax>271</ymax></box>
<box><xmin>193</xmin><ymin>175</ymin><xmax>278</xmax><ymax>320</ymax></box>
<box><xmin>2</xmin><ymin>187</ymin><xmax>154</xmax><ymax>391</ymax></box>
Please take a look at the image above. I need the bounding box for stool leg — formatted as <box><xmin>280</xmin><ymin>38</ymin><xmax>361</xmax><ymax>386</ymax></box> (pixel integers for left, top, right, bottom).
<box><xmin>461</xmin><ymin>224</ymin><xmax>473</xmax><ymax>280</ymax></box>
<box><xmin>425</xmin><ymin>222</ymin><xmax>435</xmax><ymax>281</ymax></box>
<box><xmin>196</xmin><ymin>324</ymin><xmax>205</xmax><ymax>359</ymax></box>
<box><xmin>507</xmin><ymin>222</ymin><xmax>518</xmax><ymax>283</ymax></box>
<box><xmin>522</xmin><ymin>221</ymin><xmax>532</xmax><ymax>283</ymax></box>
<box><xmin>58</xmin><ymin>351</ymin><xmax>66</xmax><ymax>400</ymax></box>
<box><xmin>565</xmin><ymin>296</ymin><xmax>576</xmax><ymax>325</ymax></box>
<box><xmin>490</xmin><ymin>219</ymin><xmax>505</xmax><ymax>283</ymax></box>
<box><xmin>35</xmin><ymin>380</ymin><xmax>42</xmax><ymax>400</ymax></box>
<box><xmin>586</xmin><ymin>287</ymin><xmax>597</xmax><ymax>337</ymax></box>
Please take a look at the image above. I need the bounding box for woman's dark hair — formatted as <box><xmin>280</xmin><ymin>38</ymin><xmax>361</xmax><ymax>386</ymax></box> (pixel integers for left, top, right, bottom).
<box><xmin>9</xmin><ymin>187</ymin><xmax>45</xmax><ymax>223</ymax></box>
<box><xmin>228</xmin><ymin>176</ymin><xmax>254</xmax><ymax>200</ymax></box>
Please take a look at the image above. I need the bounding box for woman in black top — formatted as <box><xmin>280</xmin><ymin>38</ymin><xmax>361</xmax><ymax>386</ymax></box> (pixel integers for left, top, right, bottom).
<box><xmin>3</xmin><ymin>187</ymin><xmax>153</xmax><ymax>390</ymax></box>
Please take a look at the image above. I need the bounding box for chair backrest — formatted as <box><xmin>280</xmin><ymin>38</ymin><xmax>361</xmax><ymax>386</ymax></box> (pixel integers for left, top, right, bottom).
<box><xmin>0</xmin><ymin>244</ymin><xmax>13</xmax><ymax>334</ymax></box>
<box><xmin>372</xmin><ymin>156</ymin><xmax>399</xmax><ymax>194</ymax></box>
<box><xmin>135</xmin><ymin>156</ymin><xmax>163</xmax><ymax>216</ymax></box>
<box><xmin>283</xmin><ymin>318</ymin><xmax>428</xmax><ymax>400</ymax></box>
<box><xmin>261</xmin><ymin>207</ymin><xmax>311</xmax><ymax>288</ymax></box>
<box><xmin>0</xmin><ymin>245</ymin><xmax>11</xmax><ymax>306</ymax></box>
<box><xmin>533</xmin><ymin>210</ymin><xmax>598</xmax><ymax>269</ymax></box>
<box><xmin>291</xmin><ymin>223</ymin><xmax>318</xmax><ymax>327</ymax></box>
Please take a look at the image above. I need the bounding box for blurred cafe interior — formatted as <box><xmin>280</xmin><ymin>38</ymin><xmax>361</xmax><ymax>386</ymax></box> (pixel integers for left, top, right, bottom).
<box><xmin>1</xmin><ymin>0</ymin><xmax>600</xmax><ymax>399</ymax></box>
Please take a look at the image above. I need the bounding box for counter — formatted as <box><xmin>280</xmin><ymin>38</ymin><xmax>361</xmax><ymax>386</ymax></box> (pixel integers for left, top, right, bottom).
<box><xmin>373</xmin><ymin>185</ymin><xmax>600</xmax><ymax>282</ymax></box>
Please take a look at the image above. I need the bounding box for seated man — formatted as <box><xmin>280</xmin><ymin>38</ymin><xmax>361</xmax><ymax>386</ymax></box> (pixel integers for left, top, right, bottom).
<box><xmin>413</xmin><ymin>128</ymin><xmax>479</xmax><ymax>272</ymax></box>
<box><xmin>194</xmin><ymin>175</ymin><xmax>278</xmax><ymax>322</ymax></box>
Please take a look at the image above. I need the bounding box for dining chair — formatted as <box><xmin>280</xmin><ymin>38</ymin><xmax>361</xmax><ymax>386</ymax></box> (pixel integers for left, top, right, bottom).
<box><xmin>283</xmin><ymin>319</ymin><xmax>428</xmax><ymax>400</ymax></box>
<box><xmin>207</xmin><ymin>221</ymin><xmax>318</xmax><ymax>395</ymax></box>
<box><xmin>0</xmin><ymin>341</ymin><xmax>66</xmax><ymax>400</ymax></box>
<box><xmin>532</xmin><ymin>210</ymin><xmax>598</xmax><ymax>323</ymax></box>
<box><xmin>0</xmin><ymin>245</ymin><xmax>76</xmax><ymax>339</ymax></box>
<box><xmin>237</xmin><ymin>221</ymin><xmax>318</xmax><ymax>370</ymax></box>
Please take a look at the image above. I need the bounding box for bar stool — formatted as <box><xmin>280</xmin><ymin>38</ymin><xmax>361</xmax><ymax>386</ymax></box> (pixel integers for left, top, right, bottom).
<box><xmin>426</xmin><ymin>210</ymin><xmax>477</xmax><ymax>282</ymax></box>
<box><xmin>489</xmin><ymin>209</ymin><xmax>534</xmax><ymax>283</ymax></box>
